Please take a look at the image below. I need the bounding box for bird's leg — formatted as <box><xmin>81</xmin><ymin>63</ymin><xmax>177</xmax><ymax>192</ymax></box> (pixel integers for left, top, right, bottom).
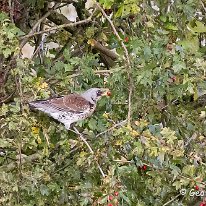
<box><xmin>64</xmin><ymin>123</ymin><xmax>71</xmax><ymax>130</ymax></box>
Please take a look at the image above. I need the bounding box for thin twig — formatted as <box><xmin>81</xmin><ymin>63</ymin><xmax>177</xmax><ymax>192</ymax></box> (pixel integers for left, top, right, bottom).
<box><xmin>200</xmin><ymin>0</ymin><xmax>206</xmax><ymax>13</ymax></box>
<box><xmin>73</xmin><ymin>127</ymin><xmax>106</xmax><ymax>178</ymax></box>
<box><xmin>17</xmin><ymin>141</ymin><xmax>22</xmax><ymax>176</ymax></box>
<box><xmin>96</xmin><ymin>120</ymin><xmax>127</xmax><ymax>137</ymax></box>
<box><xmin>43</xmin><ymin>128</ymin><xmax>50</xmax><ymax>147</ymax></box>
<box><xmin>51</xmin><ymin>146</ymin><xmax>80</xmax><ymax>174</ymax></box>
<box><xmin>20</xmin><ymin>13</ymin><xmax>94</xmax><ymax>40</ymax></box>
<box><xmin>200</xmin><ymin>161</ymin><xmax>206</xmax><ymax>166</ymax></box>
<box><xmin>8</xmin><ymin>0</ymin><xmax>14</xmax><ymax>23</ymax></box>
<box><xmin>179</xmin><ymin>174</ymin><xmax>206</xmax><ymax>186</ymax></box>
<box><xmin>162</xmin><ymin>194</ymin><xmax>181</xmax><ymax>206</ymax></box>
<box><xmin>20</xmin><ymin>3</ymin><xmax>61</xmax><ymax>49</ymax></box>
<box><xmin>114</xmin><ymin>157</ymin><xmax>206</xmax><ymax>187</ymax></box>
<box><xmin>95</xmin><ymin>3</ymin><xmax>133</xmax><ymax>126</ymax></box>
<box><xmin>31</xmin><ymin>33</ymin><xmax>50</xmax><ymax>60</ymax></box>
<box><xmin>46</xmin><ymin>68</ymin><xmax>118</xmax><ymax>84</ymax></box>
<box><xmin>69</xmin><ymin>69</ymin><xmax>116</xmax><ymax>78</ymax></box>
<box><xmin>113</xmin><ymin>160</ymin><xmax>132</xmax><ymax>163</ymax></box>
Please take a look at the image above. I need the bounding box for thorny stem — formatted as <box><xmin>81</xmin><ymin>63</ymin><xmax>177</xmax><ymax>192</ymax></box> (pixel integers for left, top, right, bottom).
<box><xmin>72</xmin><ymin>127</ymin><xmax>106</xmax><ymax>178</ymax></box>
<box><xmin>95</xmin><ymin>2</ymin><xmax>133</xmax><ymax>126</ymax></box>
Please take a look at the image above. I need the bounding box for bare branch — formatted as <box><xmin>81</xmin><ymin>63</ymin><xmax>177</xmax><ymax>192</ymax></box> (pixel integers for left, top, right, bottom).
<box><xmin>20</xmin><ymin>11</ymin><xmax>95</xmax><ymax>40</ymax></box>
<box><xmin>89</xmin><ymin>39</ymin><xmax>118</xmax><ymax>60</ymax></box>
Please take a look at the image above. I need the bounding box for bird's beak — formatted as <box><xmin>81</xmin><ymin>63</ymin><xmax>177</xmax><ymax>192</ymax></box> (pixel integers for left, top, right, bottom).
<box><xmin>101</xmin><ymin>88</ymin><xmax>111</xmax><ymax>97</ymax></box>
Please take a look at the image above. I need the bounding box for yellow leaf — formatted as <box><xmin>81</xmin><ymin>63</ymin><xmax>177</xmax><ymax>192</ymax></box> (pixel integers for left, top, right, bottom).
<box><xmin>32</xmin><ymin>126</ymin><xmax>39</xmax><ymax>134</ymax></box>
<box><xmin>198</xmin><ymin>135</ymin><xmax>205</xmax><ymax>140</ymax></box>
<box><xmin>200</xmin><ymin>111</ymin><xmax>206</xmax><ymax>119</ymax></box>
<box><xmin>102</xmin><ymin>112</ymin><xmax>109</xmax><ymax>119</ymax></box>
<box><xmin>126</xmin><ymin>125</ymin><xmax>132</xmax><ymax>131</ymax></box>
<box><xmin>80</xmin><ymin>151</ymin><xmax>87</xmax><ymax>157</ymax></box>
<box><xmin>134</xmin><ymin>121</ymin><xmax>140</xmax><ymax>126</ymax></box>
<box><xmin>130</xmin><ymin>130</ymin><xmax>140</xmax><ymax>137</ymax></box>
<box><xmin>87</xmin><ymin>39</ymin><xmax>95</xmax><ymax>46</ymax></box>
<box><xmin>40</xmin><ymin>82</ymin><xmax>48</xmax><ymax>89</ymax></box>
<box><xmin>37</xmin><ymin>136</ymin><xmax>42</xmax><ymax>144</ymax></box>
<box><xmin>115</xmin><ymin>140</ymin><xmax>123</xmax><ymax>145</ymax></box>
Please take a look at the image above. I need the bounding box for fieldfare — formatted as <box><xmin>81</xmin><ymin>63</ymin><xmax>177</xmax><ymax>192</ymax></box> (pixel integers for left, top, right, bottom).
<box><xmin>29</xmin><ymin>88</ymin><xmax>110</xmax><ymax>129</ymax></box>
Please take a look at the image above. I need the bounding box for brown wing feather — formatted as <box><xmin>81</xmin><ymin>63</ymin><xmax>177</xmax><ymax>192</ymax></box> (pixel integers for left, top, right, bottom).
<box><xmin>48</xmin><ymin>94</ymin><xmax>91</xmax><ymax>113</ymax></box>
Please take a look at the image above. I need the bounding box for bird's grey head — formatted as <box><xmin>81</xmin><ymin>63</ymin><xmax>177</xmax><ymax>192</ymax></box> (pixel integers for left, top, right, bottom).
<box><xmin>81</xmin><ymin>88</ymin><xmax>110</xmax><ymax>104</ymax></box>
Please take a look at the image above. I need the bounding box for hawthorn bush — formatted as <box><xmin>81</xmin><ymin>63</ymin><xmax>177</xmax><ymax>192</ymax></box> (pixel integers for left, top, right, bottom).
<box><xmin>0</xmin><ymin>0</ymin><xmax>206</xmax><ymax>206</ymax></box>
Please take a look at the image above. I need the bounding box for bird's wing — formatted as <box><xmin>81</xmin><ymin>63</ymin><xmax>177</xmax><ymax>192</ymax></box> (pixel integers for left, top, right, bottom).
<box><xmin>30</xmin><ymin>94</ymin><xmax>93</xmax><ymax>113</ymax></box>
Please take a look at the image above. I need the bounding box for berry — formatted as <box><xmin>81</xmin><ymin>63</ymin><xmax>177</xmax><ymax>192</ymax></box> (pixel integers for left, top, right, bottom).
<box><xmin>108</xmin><ymin>204</ymin><xmax>113</xmax><ymax>206</ymax></box>
<box><xmin>108</xmin><ymin>195</ymin><xmax>113</xmax><ymax>201</ymax></box>
<box><xmin>194</xmin><ymin>185</ymin><xmax>199</xmax><ymax>190</ymax></box>
<box><xmin>142</xmin><ymin>165</ymin><xmax>147</xmax><ymax>170</ymax></box>
<box><xmin>171</xmin><ymin>76</ymin><xmax>176</xmax><ymax>82</ymax></box>
<box><xmin>166</xmin><ymin>43</ymin><xmax>173</xmax><ymax>51</ymax></box>
<box><xmin>129</xmin><ymin>15</ymin><xmax>135</xmax><ymax>22</ymax></box>
<box><xmin>124</xmin><ymin>37</ymin><xmax>129</xmax><ymax>43</ymax></box>
<box><xmin>114</xmin><ymin>191</ymin><xmax>119</xmax><ymax>196</ymax></box>
<box><xmin>129</xmin><ymin>15</ymin><xmax>135</xmax><ymax>20</ymax></box>
<box><xmin>105</xmin><ymin>9</ymin><xmax>112</xmax><ymax>15</ymax></box>
<box><xmin>199</xmin><ymin>203</ymin><xmax>206</xmax><ymax>206</ymax></box>
<box><xmin>107</xmin><ymin>91</ymin><xmax>112</xmax><ymax>96</ymax></box>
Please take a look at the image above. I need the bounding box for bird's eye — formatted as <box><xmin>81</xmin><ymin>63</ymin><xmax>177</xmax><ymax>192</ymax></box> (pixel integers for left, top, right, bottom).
<box><xmin>97</xmin><ymin>90</ymin><xmax>102</xmax><ymax>96</ymax></box>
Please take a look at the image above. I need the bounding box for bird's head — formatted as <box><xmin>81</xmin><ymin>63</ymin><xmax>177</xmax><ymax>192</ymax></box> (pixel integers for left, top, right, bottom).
<box><xmin>81</xmin><ymin>88</ymin><xmax>111</xmax><ymax>104</ymax></box>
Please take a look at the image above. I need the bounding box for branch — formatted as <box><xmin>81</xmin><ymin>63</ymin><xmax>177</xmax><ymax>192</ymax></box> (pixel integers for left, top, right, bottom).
<box><xmin>96</xmin><ymin>120</ymin><xmax>127</xmax><ymax>137</ymax></box>
<box><xmin>20</xmin><ymin>13</ymin><xmax>94</xmax><ymax>40</ymax></box>
<box><xmin>69</xmin><ymin>69</ymin><xmax>116</xmax><ymax>78</ymax></box>
<box><xmin>46</xmin><ymin>68</ymin><xmax>118</xmax><ymax>84</ymax></box>
<box><xmin>0</xmin><ymin>91</ymin><xmax>15</xmax><ymax>105</ymax></box>
<box><xmin>47</xmin><ymin>11</ymin><xmax>74</xmax><ymax>34</ymax></box>
<box><xmin>8</xmin><ymin>0</ymin><xmax>14</xmax><ymax>23</ymax></box>
<box><xmin>113</xmin><ymin>156</ymin><xmax>206</xmax><ymax>187</ymax></box>
<box><xmin>200</xmin><ymin>0</ymin><xmax>206</xmax><ymax>13</ymax></box>
<box><xmin>88</xmin><ymin>39</ymin><xmax>118</xmax><ymax>60</ymax></box>
<box><xmin>95</xmin><ymin>3</ymin><xmax>133</xmax><ymax>126</ymax></box>
<box><xmin>47</xmin><ymin>0</ymin><xmax>74</xmax><ymax>2</ymax></box>
<box><xmin>0</xmin><ymin>153</ymin><xmax>41</xmax><ymax>172</ymax></box>
<box><xmin>20</xmin><ymin>3</ymin><xmax>61</xmax><ymax>49</ymax></box>
<box><xmin>72</xmin><ymin>127</ymin><xmax>106</xmax><ymax>178</ymax></box>
<box><xmin>162</xmin><ymin>194</ymin><xmax>181</xmax><ymax>206</ymax></box>
<box><xmin>88</xmin><ymin>39</ymin><xmax>118</xmax><ymax>68</ymax></box>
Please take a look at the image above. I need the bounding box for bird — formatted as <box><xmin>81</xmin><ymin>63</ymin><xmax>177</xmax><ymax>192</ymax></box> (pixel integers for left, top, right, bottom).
<box><xmin>29</xmin><ymin>88</ymin><xmax>111</xmax><ymax>129</ymax></box>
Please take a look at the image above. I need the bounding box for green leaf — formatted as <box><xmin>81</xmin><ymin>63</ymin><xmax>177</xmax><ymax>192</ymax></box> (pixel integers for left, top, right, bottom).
<box><xmin>170</xmin><ymin>165</ymin><xmax>181</xmax><ymax>180</ymax></box>
<box><xmin>178</xmin><ymin>36</ymin><xmax>199</xmax><ymax>53</ymax></box>
<box><xmin>115</xmin><ymin>5</ymin><xmax>124</xmax><ymax>17</ymax></box>
<box><xmin>64</xmin><ymin>64</ymin><xmax>73</xmax><ymax>72</ymax></box>
<box><xmin>88</xmin><ymin>118</ymin><xmax>97</xmax><ymax>130</ymax></box>
<box><xmin>182</xmin><ymin>165</ymin><xmax>195</xmax><ymax>176</ymax></box>
<box><xmin>159</xmin><ymin>16</ymin><xmax>167</xmax><ymax>22</ymax></box>
<box><xmin>0</xmin><ymin>139</ymin><xmax>12</xmax><ymax>148</ymax></box>
<box><xmin>188</xmin><ymin>20</ymin><xmax>206</xmax><ymax>33</ymax></box>
<box><xmin>165</xmin><ymin>23</ymin><xmax>178</xmax><ymax>31</ymax></box>
<box><xmin>40</xmin><ymin>184</ymin><xmax>49</xmax><ymax>196</ymax></box>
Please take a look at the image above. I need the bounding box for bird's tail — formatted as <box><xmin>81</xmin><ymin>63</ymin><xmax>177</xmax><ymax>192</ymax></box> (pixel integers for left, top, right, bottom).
<box><xmin>29</xmin><ymin>100</ymin><xmax>47</xmax><ymax>110</ymax></box>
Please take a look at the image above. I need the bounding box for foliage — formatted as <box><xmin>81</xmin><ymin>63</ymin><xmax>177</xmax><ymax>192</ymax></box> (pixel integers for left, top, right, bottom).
<box><xmin>0</xmin><ymin>0</ymin><xmax>206</xmax><ymax>206</ymax></box>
